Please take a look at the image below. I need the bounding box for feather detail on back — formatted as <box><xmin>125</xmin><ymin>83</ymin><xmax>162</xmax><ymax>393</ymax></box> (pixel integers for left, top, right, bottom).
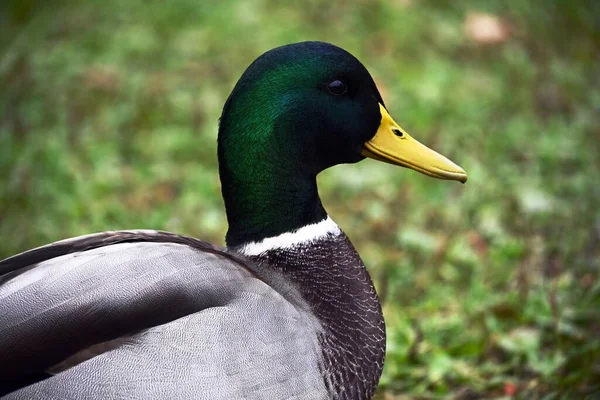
<box><xmin>0</xmin><ymin>233</ymin><xmax>327</xmax><ymax>399</ymax></box>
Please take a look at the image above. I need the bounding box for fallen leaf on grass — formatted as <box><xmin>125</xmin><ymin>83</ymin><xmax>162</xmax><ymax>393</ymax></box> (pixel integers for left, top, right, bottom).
<box><xmin>464</xmin><ymin>12</ymin><xmax>510</xmax><ymax>45</ymax></box>
<box><xmin>504</xmin><ymin>381</ymin><xmax>518</xmax><ymax>396</ymax></box>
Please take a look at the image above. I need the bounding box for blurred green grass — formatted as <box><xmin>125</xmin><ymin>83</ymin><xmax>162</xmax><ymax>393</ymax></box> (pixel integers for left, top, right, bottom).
<box><xmin>1</xmin><ymin>0</ymin><xmax>599</xmax><ymax>398</ymax></box>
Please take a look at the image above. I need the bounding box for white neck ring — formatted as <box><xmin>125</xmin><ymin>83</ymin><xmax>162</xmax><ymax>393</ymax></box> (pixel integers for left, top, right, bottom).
<box><xmin>234</xmin><ymin>216</ymin><xmax>341</xmax><ymax>256</ymax></box>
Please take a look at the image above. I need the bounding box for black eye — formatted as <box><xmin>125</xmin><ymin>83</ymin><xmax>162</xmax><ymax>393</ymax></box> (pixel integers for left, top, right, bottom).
<box><xmin>327</xmin><ymin>80</ymin><xmax>347</xmax><ymax>96</ymax></box>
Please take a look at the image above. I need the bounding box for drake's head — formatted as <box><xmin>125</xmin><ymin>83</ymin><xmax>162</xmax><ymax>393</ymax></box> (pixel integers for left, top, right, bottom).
<box><xmin>219</xmin><ymin>41</ymin><xmax>466</xmax><ymax>182</ymax></box>
<box><xmin>218</xmin><ymin>41</ymin><xmax>466</xmax><ymax>245</ymax></box>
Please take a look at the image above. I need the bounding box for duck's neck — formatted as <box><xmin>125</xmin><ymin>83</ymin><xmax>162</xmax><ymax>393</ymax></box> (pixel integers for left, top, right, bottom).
<box><xmin>220</xmin><ymin>160</ymin><xmax>327</xmax><ymax>248</ymax></box>
<box><xmin>237</xmin><ymin>225</ymin><xmax>386</xmax><ymax>399</ymax></box>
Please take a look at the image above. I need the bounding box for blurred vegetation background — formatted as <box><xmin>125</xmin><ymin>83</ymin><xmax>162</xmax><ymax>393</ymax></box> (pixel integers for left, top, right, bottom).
<box><xmin>1</xmin><ymin>0</ymin><xmax>599</xmax><ymax>398</ymax></box>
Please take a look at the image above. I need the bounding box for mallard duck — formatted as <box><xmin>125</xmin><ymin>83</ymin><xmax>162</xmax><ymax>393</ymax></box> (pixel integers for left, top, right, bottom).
<box><xmin>0</xmin><ymin>41</ymin><xmax>466</xmax><ymax>399</ymax></box>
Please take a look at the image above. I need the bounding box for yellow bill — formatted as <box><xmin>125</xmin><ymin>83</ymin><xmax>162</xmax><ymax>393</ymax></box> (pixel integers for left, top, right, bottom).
<box><xmin>362</xmin><ymin>104</ymin><xmax>467</xmax><ymax>183</ymax></box>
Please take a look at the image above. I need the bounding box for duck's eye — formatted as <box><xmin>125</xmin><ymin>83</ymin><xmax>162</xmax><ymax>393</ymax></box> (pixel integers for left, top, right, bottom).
<box><xmin>327</xmin><ymin>80</ymin><xmax>347</xmax><ymax>96</ymax></box>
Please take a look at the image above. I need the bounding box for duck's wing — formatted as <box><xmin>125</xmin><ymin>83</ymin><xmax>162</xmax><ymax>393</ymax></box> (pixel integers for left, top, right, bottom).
<box><xmin>0</xmin><ymin>231</ymin><xmax>326</xmax><ymax>399</ymax></box>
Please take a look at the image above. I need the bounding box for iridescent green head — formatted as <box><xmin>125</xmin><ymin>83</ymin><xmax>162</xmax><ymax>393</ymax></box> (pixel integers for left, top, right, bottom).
<box><xmin>218</xmin><ymin>42</ymin><xmax>466</xmax><ymax>247</ymax></box>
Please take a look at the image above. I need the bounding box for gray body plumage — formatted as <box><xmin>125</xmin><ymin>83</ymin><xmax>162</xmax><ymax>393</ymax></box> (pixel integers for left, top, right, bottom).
<box><xmin>0</xmin><ymin>230</ymin><xmax>384</xmax><ymax>399</ymax></box>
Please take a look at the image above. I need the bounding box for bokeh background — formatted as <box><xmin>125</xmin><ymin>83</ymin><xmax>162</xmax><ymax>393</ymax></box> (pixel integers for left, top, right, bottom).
<box><xmin>1</xmin><ymin>0</ymin><xmax>599</xmax><ymax>398</ymax></box>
